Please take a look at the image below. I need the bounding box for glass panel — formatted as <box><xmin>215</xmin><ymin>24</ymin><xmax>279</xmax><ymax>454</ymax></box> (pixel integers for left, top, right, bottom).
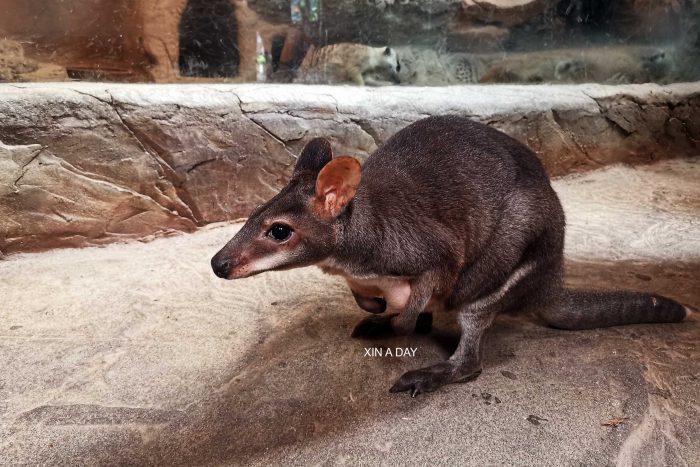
<box><xmin>1</xmin><ymin>0</ymin><xmax>698</xmax><ymax>84</ymax></box>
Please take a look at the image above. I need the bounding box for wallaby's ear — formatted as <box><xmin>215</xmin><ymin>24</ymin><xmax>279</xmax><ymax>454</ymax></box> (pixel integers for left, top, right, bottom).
<box><xmin>314</xmin><ymin>157</ymin><xmax>361</xmax><ymax>218</ymax></box>
<box><xmin>294</xmin><ymin>138</ymin><xmax>333</xmax><ymax>177</ymax></box>
<box><xmin>384</xmin><ymin>47</ymin><xmax>392</xmax><ymax>56</ymax></box>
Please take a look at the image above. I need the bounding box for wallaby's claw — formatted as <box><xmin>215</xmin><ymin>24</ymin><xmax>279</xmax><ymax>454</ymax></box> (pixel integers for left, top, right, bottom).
<box><xmin>389</xmin><ymin>362</ymin><xmax>481</xmax><ymax>396</ymax></box>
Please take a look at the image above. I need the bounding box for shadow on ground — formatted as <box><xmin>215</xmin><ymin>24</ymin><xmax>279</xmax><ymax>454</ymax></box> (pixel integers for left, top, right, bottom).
<box><xmin>143</xmin><ymin>260</ymin><xmax>700</xmax><ymax>466</ymax></box>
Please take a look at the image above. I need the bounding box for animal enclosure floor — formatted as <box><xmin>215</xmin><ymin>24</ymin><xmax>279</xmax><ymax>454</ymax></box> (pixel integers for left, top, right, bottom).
<box><xmin>1</xmin><ymin>159</ymin><xmax>698</xmax><ymax>466</ymax></box>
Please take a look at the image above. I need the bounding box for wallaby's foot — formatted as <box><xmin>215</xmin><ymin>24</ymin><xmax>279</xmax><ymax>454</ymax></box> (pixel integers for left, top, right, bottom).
<box><xmin>389</xmin><ymin>361</ymin><xmax>482</xmax><ymax>397</ymax></box>
<box><xmin>351</xmin><ymin>312</ymin><xmax>433</xmax><ymax>339</ymax></box>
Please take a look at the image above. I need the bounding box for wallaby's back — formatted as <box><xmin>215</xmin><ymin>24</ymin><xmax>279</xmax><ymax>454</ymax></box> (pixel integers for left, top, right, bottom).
<box><xmin>343</xmin><ymin>115</ymin><xmax>687</xmax><ymax>328</ymax></box>
<box><xmin>343</xmin><ymin>116</ymin><xmax>562</xmax><ymax>282</ymax></box>
<box><xmin>211</xmin><ymin>115</ymin><xmax>689</xmax><ymax>396</ymax></box>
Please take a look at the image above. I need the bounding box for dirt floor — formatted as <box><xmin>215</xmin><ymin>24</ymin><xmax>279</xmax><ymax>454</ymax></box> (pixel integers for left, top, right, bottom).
<box><xmin>1</xmin><ymin>158</ymin><xmax>698</xmax><ymax>466</ymax></box>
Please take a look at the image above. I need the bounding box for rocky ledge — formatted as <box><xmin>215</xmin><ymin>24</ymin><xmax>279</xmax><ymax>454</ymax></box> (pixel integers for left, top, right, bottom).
<box><xmin>1</xmin><ymin>82</ymin><xmax>699</xmax><ymax>255</ymax></box>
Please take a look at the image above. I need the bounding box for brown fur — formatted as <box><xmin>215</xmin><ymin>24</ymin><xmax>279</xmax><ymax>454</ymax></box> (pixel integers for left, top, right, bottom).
<box><xmin>212</xmin><ymin>117</ymin><xmax>687</xmax><ymax>396</ymax></box>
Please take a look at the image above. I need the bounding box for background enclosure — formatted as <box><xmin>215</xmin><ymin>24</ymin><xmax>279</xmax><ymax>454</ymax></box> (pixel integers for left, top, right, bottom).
<box><xmin>1</xmin><ymin>0</ymin><xmax>700</xmax><ymax>85</ymax></box>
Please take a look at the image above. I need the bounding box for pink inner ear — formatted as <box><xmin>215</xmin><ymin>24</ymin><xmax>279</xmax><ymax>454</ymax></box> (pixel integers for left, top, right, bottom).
<box><xmin>314</xmin><ymin>157</ymin><xmax>361</xmax><ymax>218</ymax></box>
<box><xmin>324</xmin><ymin>192</ymin><xmax>338</xmax><ymax>216</ymax></box>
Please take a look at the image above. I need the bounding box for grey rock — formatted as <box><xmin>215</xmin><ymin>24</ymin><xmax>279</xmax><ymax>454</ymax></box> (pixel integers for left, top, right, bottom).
<box><xmin>0</xmin><ymin>82</ymin><xmax>698</xmax><ymax>254</ymax></box>
<box><xmin>460</xmin><ymin>0</ymin><xmax>558</xmax><ymax>28</ymax></box>
<box><xmin>248</xmin><ymin>0</ymin><xmax>463</xmax><ymax>46</ymax></box>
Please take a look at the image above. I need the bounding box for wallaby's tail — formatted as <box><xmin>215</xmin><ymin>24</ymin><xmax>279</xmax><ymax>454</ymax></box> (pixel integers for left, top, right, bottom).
<box><xmin>539</xmin><ymin>288</ymin><xmax>690</xmax><ymax>330</ymax></box>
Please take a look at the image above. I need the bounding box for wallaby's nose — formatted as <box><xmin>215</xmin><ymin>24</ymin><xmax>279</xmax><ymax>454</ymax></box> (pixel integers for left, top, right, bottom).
<box><xmin>211</xmin><ymin>254</ymin><xmax>231</xmax><ymax>279</ymax></box>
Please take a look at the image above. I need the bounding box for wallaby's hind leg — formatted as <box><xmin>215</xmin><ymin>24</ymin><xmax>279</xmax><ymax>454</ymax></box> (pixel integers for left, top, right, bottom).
<box><xmin>390</xmin><ymin>262</ymin><xmax>536</xmax><ymax>396</ymax></box>
<box><xmin>389</xmin><ymin>310</ymin><xmax>492</xmax><ymax>396</ymax></box>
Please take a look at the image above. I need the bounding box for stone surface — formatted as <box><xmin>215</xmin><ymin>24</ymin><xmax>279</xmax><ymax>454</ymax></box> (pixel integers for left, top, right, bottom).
<box><xmin>0</xmin><ymin>0</ymin><xmax>293</xmax><ymax>83</ymax></box>
<box><xmin>1</xmin><ymin>0</ymin><xmax>695</xmax><ymax>84</ymax></box>
<box><xmin>0</xmin><ymin>0</ymin><xmax>151</xmax><ymax>82</ymax></box>
<box><xmin>0</xmin><ymin>139</ymin><xmax>197</xmax><ymax>252</ymax></box>
<box><xmin>0</xmin><ymin>159</ymin><xmax>698</xmax><ymax>465</ymax></box>
<box><xmin>0</xmin><ymin>39</ymin><xmax>38</xmax><ymax>82</ymax></box>
<box><xmin>1</xmin><ymin>82</ymin><xmax>699</xmax><ymax>255</ymax></box>
<box><xmin>248</xmin><ymin>0</ymin><xmax>463</xmax><ymax>46</ymax></box>
<box><xmin>557</xmin><ymin>159</ymin><xmax>700</xmax><ymax>264</ymax></box>
<box><xmin>570</xmin><ymin>0</ymin><xmax>682</xmax><ymax>41</ymax></box>
<box><xmin>460</xmin><ymin>0</ymin><xmax>557</xmax><ymax>28</ymax></box>
<box><xmin>675</xmin><ymin>2</ymin><xmax>700</xmax><ymax>82</ymax></box>
<box><xmin>136</xmin><ymin>0</ymin><xmax>186</xmax><ymax>82</ymax></box>
<box><xmin>139</xmin><ymin>0</ymin><xmax>295</xmax><ymax>82</ymax></box>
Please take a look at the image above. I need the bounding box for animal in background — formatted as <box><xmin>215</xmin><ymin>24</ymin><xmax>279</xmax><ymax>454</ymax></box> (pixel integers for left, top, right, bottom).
<box><xmin>211</xmin><ymin>116</ymin><xmax>690</xmax><ymax>396</ymax></box>
<box><xmin>480</xmin><ymin>46</ymin><xmax>672</xmax><ymax>84</ymax></box>
<box><xmin>296</xmin><ymin>43</ymin><xmax>401</xmax><ymax>85</ymax></box>
<box><xmin>391</xmin><ymin>47</ymin><xmax>485</xmax><ymax>85</ymax></box>
<box><xmin>554</xmin><ymin>48</ymin><xmax>672</xmax><ymax>83</ymax></box>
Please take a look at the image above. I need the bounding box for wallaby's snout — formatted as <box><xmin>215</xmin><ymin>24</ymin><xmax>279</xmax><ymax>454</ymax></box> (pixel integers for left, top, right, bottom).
<box><xmin>210</xmin><ymin>230</ymin><xmax>258</xmax><ymax>280</ymax></box>
<box><xmin>210</xmin><ymin>245</ymin><xmax>256</xmax><ymax>280</ymax></box>
<box><xmin>210</xmin><ymin>252</ymin><xmax>232</xmax><ymax>279</ymax></box>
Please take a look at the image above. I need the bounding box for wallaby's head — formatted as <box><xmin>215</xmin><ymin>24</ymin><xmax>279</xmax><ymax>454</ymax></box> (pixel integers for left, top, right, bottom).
<box><xmin>211</xmin><ymin>138</ymin><xmax>361</xmax><ymax>279</ymax></box>
<box><xmin>380</xmin><ymin>46</ymin><xmax>401</xmax><ymax>84</ymax></box>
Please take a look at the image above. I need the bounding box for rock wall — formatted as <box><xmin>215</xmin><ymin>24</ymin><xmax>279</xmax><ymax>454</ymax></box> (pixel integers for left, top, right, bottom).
<box><xmin>0</xmin><ymin>0</ymin><xmax>693</xmax><ymax>84</ymax></box>
<box><xmin>0</xmin><ymin>0</ymin><xmax>295</xmax><ymax>83</ymax></box>
<box><xmin>248</xmin><ymin>0</ymin><xmax>685</xmax><ymax>48</ymax></box>
<box><xmin>460</xmin><ymin>0</ymin><xmax>559</xmax><ymax>28</ymax></box>
<box><xmin>0</xmin><ymin>0</ymin><xmax>150</xmax><ymax>81</ymax></box>
<box><xmin>1</xmin><ymin>82</ymin><xmax>698</xmax><ymax>255</ymax></box>
<box><xmin>138</xmin><ymin>0</ymin><xmax>295</xmax><ymax>82</ymax></box>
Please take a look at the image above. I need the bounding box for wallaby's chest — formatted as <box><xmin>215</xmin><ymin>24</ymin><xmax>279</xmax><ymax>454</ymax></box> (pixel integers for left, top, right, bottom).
<box><xmin>345</xmin><ymin>276</ymin><xmax>411</xmax><ymax>310</ymax></box>
<box><xmin>318</xmin><ymin>260</ymin><xmax>411</xmax><ymax>310</ymax></box>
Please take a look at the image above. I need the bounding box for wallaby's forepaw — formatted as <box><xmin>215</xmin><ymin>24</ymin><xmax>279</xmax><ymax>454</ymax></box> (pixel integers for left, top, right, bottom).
<box><xmin>389</xmin><ymin>362</ymin><xmax>482</xmax><ymax>397</ymax></box>
<box><xmin>351</xmin><ymin>313</ymin><xmax>398</xmax><ymax>339</ymax></box>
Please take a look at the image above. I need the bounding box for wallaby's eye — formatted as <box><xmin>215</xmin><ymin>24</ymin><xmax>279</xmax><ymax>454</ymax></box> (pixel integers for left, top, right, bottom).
<box><xmin>268</xmin><ymin>223</ymin><xmax>293</xmax><ymax>242</ymax></box>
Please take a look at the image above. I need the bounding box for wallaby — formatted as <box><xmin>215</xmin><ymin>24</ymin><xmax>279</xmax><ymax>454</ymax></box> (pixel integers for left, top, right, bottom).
<box><xmin>211</xmin><ymin>115</ymin><xmax>690</xmax><ymax>396</ymax></box>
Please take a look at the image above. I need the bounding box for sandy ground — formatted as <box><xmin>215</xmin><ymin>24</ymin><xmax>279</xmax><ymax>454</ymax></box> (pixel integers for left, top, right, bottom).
<box><xmin>1</xmin><ymin>158</ymin><xmax>698</xmax><ymax>466</ymax></box>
